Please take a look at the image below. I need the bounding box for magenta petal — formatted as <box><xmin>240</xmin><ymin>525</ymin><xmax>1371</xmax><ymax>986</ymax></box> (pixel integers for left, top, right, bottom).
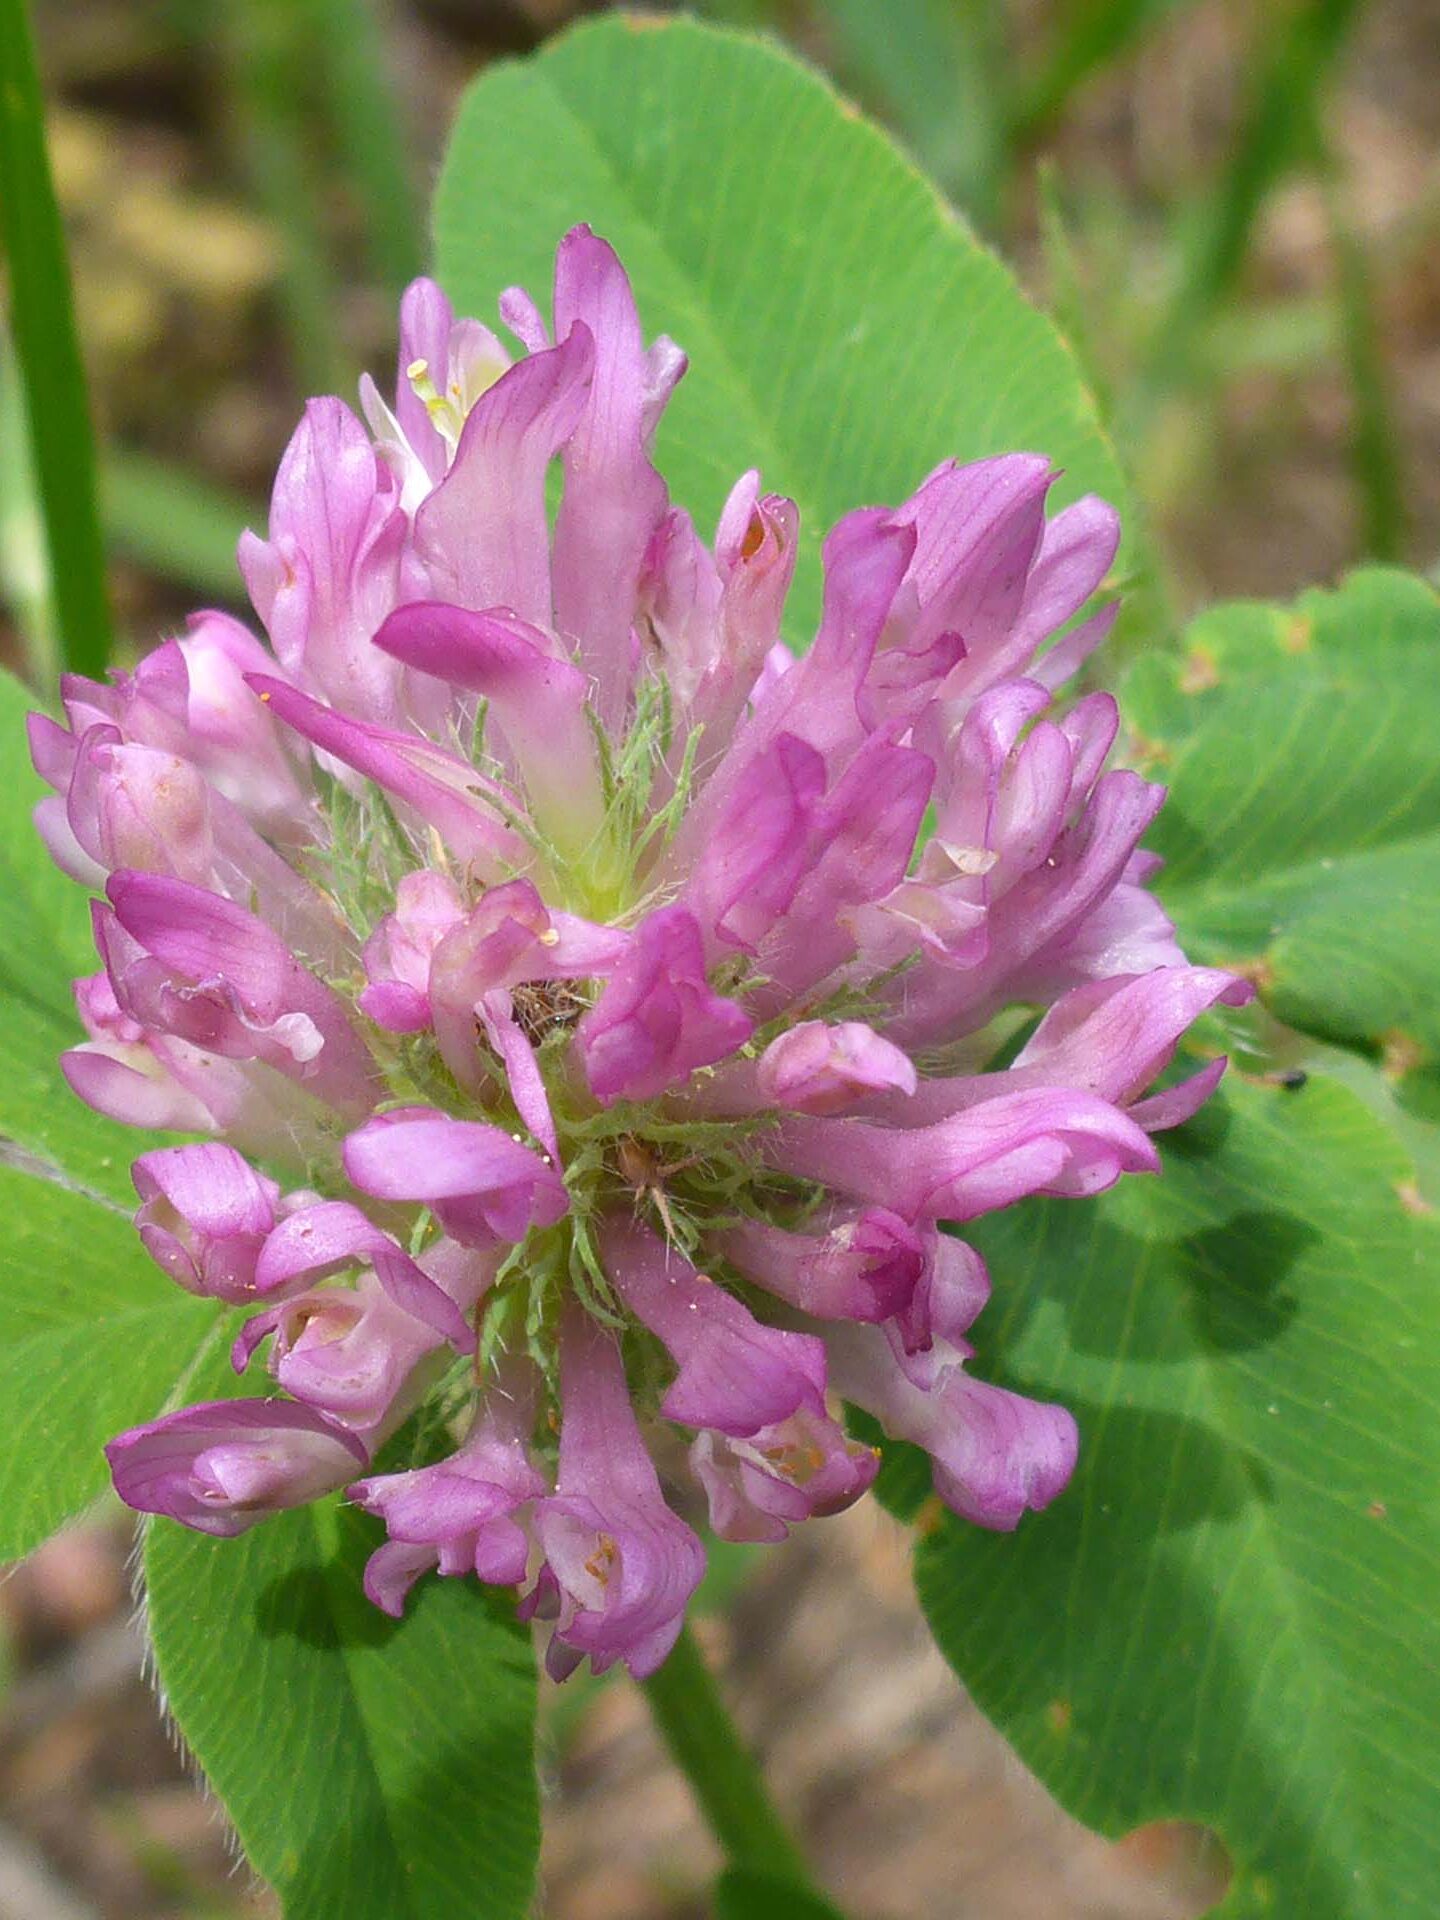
<box><xmin>719</xmin><ymin>1208</ymin><xmax>925</xmax><ymax>1324</ymax></box>
<box><xmin>691</xmin><ymin>1411</ymin><xmax>878</xmax><ymax>1544</ymax></box>
<box><xmin>246</xmin><ymin>675</ymin><xmax>526</xmax><ymax>874</ymax></box>
<box><xmin>254</xmin><ymin>1200</ymin><xmax>476</xmax><ymax>1350</ymax></box>
<box><xmin>891</xmin><ymin>455</ymin><xmax>1053</xmax><ymax>671</ymax></box>
<box><xmin>601</xmin><ymin>1218</ymin><xmax>827</xmax><ymax>1437</ymax></box>
<box><xmin>236</xmin><ymin>1272</ymin><xmax>445</xmax><ymax>1428</ymax></box>
<box><xmin>349</xmin><ymin>1376</ymin><xmax>547</xmax><ymax>1611</ymax></box>
<box><xmin>238</xmin><ymin>397</ymin><xmax>405</xmax><ymax>723</ymax></box>
<box><xmin>578</xmin><ymin>904</ymin><xmax>753</xmax><ymax>1105</ymax></box>
<box><xmin>372</xmin><ymin>1246</ymin><xmax>477</xmax><ymax>1354</ymax></box>
<box><xmin>343</xmin><ymin>1109</ymin><xmax>567</xmax><ymax>1245</ymax></box>
<box><xmin>104</xmin><ymin>870</ymin><xmax>377</xmax><ymax>1117</ymax></box>
<box><xmin>415</xmin><ymin>324</ymin><xmax>594</xmax><ymax>625</ymax></box>
<box><xmin>106</xmin><ymin>1398</ymin><xmax>366</xmax><ymax>1536</ymax></box>
<box><xmin>172</xmin><ymin>613</ymin><xmax>314</xmax><ymax>829</ymax></box>
<box><xmin>888</xmin><ymin>1232</ymin><xmax>992</xmax><ymax>1364</ymax></box>
<box><xmin>356</xmin><ymin>981</ymin><xmax>430</xmax><ymax>1031</ymax></box>
<box><xmin>1128</xmin><ymin>1055</ymin><xmax>1230</xmax><ymax>1131</ymax></box>
<box><xmin>498</xmin><ymin>284</ymin><xmax>549</xmax><ymax>354</ymax></box>
<box><xmin>1012</xmin><ymin>494</ymin><xmax>1121</xmax><ymax>670</ymax></box>
<box><xmin>828</xmin><ymin>1328</ymin><xmax>1077</xmax><ymax>1531</ymax></box>
<box><xmin>255</xmin><ymin>1199</ymin><xmax>390</xmax><ymax>1289</ymax></box>
<box><xmin>62</xmin><ymin>1043</ymin><xmax>219</xmax><ymax>1134</ymax></box>
<box><xmin>686</xmin><ymin>732</ymin><xmax>825</xmax><ymax>951</ymax></box>
<box><xmin>928</xmin><ymin>1372</ymin><xmax>1078</xmax><ymax>1528</ymax></box>
<box><xmin>392</xmin><ymin>277</ymin><xmax>457</xmax><ymax>482</ymax></box>
<box><xmin>374</xmin><ymin>601</ymin><xmax>585</xmax><ymax>704</ymax></box>
<box><xmin>889</xmin><ymin>766</ymin><xmax>1173</xmax><ymax>1048</ymax></box>
<box><xmin>373</xmin><ymin>602</ymin><xmax>602</xmax><ymax>842</ymax></box>
<box><xmin>528</xmin><ymin>1306</ymin><xmax>704</xmax><ymax>1681</ymax></box>
<box><xmin>551</xmin><ymin>226</ymin><xmax>674</xmax><ymax>723</ymax></box>
<box><xmin>687</xmin><ymin>485</ymin><xmax>799</xmax><ymax>752</ymax></box>
<box><xmin>1011</xmin><ymin>966</ymin><xmax>1253</xmax><ymax>1104</ymax></box>
<box><xmin>132</xmin><ymin>1143</ymin><xmax>279</xmax><ymax>1301</ymax></box>
<box><xmin>768</xmin><ymin>1087</ymin><xmax>1158</xmax><ymax>1223</ymax></box>
<box><xmin>756</xmin><ymin>1020</ymin><xmax>916</xmax><ymax>1116</ymax></box>
<box><xmin>475</xmin><ymin>991</ymin><xmax>560</xmax><ymax>1162</ymax></box>
<box><xmin>1033</xmin><ymin>600</ymin><xmax>1119</xmax><ymax>692</ymax></box>
<box><xmin>862</xmin><ymin>969</ymin><xmax>1252</xmax><ymax>1134</ymax></box>
<box><xmin>364</xmin><ymin>1540</ymin><xmax>439</xmax><ymax>1617</ymax></box>
<box><xmin>359</xmin><ymin>869</ymin><xmax>465</xmax><ymax>1034</ymax></box>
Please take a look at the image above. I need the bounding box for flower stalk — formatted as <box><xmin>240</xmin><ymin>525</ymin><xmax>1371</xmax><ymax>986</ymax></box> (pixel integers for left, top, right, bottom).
<box><xmin>639</xmin><ymin>1623</ymin><xmax>817</xmax><ymax>1892</ymax></box>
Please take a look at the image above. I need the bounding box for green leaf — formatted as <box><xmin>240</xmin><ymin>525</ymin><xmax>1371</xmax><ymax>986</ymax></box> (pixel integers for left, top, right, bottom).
<box><xmin>434</xmin><ymin>14</ymin><xmax>1130</xmax><ymax>656</ymax></box>
<box><xmin>916</xmin><ymin>1074</ymin><xmax>1440</xmax><ymax>1918</ymax></box>
<box><xmin>145</xmin><ymin>1493</ymin><xmax>541</xmax><ymax>1920</ymax></box>
<box><xmin>714</xmin><ymin>1867</ymin><xmax>845</xmax><ymax>1919</ymax></box>
<box><xmin>1301</xmin><ymin>1044</ymin><xmax>1440</xmax><ymax>1210</ymax></box>
<box><xmin>1127</xmin><ymin>569</ymin><xmax>1440</xmax><ymax>1064</ymax></box>
<box><xmin>0</xmin><ymin>1164</ymin><xmax>222</xmax><ymax>1560</ymax></box>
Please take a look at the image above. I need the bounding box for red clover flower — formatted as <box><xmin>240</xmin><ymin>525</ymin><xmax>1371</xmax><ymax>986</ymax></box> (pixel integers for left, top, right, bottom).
<box><xmin>30</xmin><ymin>228</ymin><xmax>1249</xmax><ymax>1680</ymax></box>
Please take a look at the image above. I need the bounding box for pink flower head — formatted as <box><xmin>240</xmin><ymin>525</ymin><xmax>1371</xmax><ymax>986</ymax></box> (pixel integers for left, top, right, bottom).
<box><xmin>38</xmin><ymin>230</ymin><xmax>1242</xmax><ymax>1674</ymax></box>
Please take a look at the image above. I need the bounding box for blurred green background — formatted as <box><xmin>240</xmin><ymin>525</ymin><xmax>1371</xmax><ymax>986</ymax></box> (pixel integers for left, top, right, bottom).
<box><xmin>0</xmin><ymin>3</ymin><xmax>1435</xmax><ymax>1917</ymax></box>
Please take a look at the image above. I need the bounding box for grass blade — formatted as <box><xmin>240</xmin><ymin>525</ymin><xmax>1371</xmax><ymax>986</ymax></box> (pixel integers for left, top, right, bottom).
<box><xmin>219</xmin><ymin>0</ymin><xmax>349</xmax><ymax>395</ymax></box>
<box><xmin>311</xmin><ymin>0</ymin><xmax>422</xmax><ymax>292</ymax></box>
<box><xmin>1325</xmin><ymin>169</ymin><xmax>1407</xmax><ymax>563</ymax></box>
<box><xmin>1010</xmin><ymin>0</ymin><xmax>1196</xmax><ymax>145</ymax></box>
<box><xmin>1144</xmin><ymin>0</ymin><xmax>1365</xmax><ymax>401</ymax></box>
<box><xmin>0</xmin><ymin>327</ymin><xmax>57</xmax><ymax>674</ymax></box>
<box><xmin>0</xmin><ymin>0</ymin><xmax>112</xmax><ymax>677</ymax></box>
<box><xmin>101</xmin><ymin>449</ymin><xmax>259</xmax><ymax>601</ymax></box>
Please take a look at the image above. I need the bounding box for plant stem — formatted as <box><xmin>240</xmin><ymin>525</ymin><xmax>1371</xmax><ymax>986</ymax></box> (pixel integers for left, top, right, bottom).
<box><xmin>0</xmin><ymin>0</ymin><xmax>112</xmax><ymax>678</ymax></box>
<box><xmin>639</xmin><ymin>1623</ymin><xmax>816</xmax><ymax>1889</ymax></box>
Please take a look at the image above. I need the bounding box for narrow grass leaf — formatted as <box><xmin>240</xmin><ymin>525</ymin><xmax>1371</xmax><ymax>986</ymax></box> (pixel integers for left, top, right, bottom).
<box><xmin>0</xmin><ymin>0</ymin><xmax>112</xmax><ymax>675</ymax></box>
